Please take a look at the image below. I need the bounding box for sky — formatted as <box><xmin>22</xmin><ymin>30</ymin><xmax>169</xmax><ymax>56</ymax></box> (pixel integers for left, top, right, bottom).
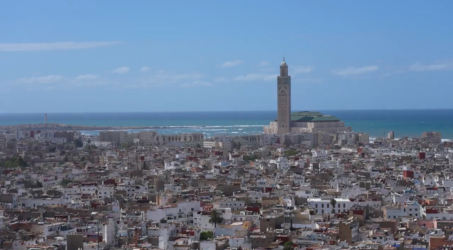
<box><xmin>1</xmin><ymin>1</ymin><xmax>453</xmax><ymax>113</ymax></box>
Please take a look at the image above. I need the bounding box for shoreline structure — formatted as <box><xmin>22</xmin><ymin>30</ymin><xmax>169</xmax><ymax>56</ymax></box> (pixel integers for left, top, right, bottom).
<box><xmin>1</xmin><ymin>123</ymin><xmax>451</xmax><ymax>141</ymax></box>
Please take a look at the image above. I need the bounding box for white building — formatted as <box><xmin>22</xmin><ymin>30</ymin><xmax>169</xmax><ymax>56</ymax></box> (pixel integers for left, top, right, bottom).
<box><xmin>308</xmin><ymin>198</ymin><xmax>354</xmax><ymax>214</ymax></box>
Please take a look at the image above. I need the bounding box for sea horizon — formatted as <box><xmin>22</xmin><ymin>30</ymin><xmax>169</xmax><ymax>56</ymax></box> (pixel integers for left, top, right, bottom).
<box><xmin>1</xmin><ymin>108</ymin><xmax>453</xmax><ymax>114</ymax></box>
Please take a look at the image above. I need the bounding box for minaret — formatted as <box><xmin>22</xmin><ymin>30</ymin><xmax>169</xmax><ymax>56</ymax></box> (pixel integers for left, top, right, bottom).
<box><xmin>45</xmin><ymin>113</ymin><xmax>48</xmax><ymax>124</ymax></box>
<box><xmin>277</xmin><ymin>57</ymin><xmax>291</xmax><ymax>134</ymax></box>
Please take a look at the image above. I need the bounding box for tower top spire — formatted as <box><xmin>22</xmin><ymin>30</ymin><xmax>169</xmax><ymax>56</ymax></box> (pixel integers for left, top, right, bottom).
<box><xmin>280</xmin><ymin>57</ymin><xmax>288</xmax><ymax>67</ymax></box>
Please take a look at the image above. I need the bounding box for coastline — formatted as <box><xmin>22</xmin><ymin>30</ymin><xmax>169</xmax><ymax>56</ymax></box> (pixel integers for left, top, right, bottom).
<box><xmin>1</xmin><ymin>110</ymin><xmax>453</xmax><ymax>139</ymax></box>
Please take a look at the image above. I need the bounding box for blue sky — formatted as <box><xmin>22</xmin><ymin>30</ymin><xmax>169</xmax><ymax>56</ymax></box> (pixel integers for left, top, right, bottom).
<box><xmin>1</xmin><ymin>1</ymin><xmax>453</xmax><ymax>112</ymax></box>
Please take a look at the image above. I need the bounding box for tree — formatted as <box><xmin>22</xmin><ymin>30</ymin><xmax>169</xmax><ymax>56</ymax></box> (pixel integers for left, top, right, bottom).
<box><xmin>330</xmin><ymin>198</ymin><xmax>337</xmax><ymax>214</ymax></box>
<box><xmin>283</xmin><ymin>241</ymin><xmax>294</xmax><ymax>250</ymax></box>
<box><xmin>60</xmin><ymin>178</ymin><xmax>72</xmax><ymax>187</ymax></box>
<box><xmin>1</xmin><ymin>156</ymin><xmax>27</xmax><ymax>168</ymax></box>
<box><xmin>285</xmin><ymin>150</ymin><xmax>298</xmax><ymax>157</ymax></box>
<box><xmin>200</xmin><ymin>231</ymin><xmax>213</xmax><ymax>241</ymax></box>
<box><xmin>209</xmin><ymin>209</ymin><xmax>224</xmax><ymax>228</ymax></box>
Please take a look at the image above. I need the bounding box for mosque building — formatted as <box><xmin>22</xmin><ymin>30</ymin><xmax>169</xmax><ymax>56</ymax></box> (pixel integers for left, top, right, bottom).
<box><xmin>263</xmin><ymin>58</ymin><xmax>351</xmax><ymax>135</ymax></box>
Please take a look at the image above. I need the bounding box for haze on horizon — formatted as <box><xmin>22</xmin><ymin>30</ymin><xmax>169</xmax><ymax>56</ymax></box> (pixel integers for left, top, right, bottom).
<box><xmin>1</xmin><ymin>1</ymin><xmax>452</xmax><ymax>113</ymax></box>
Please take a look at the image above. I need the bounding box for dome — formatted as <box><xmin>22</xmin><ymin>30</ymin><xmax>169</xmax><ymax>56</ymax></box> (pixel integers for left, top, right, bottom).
<box><xmin>280</xmin><ymin>56</ymin><xmax>287</xmax><ymax>67</ymax></box>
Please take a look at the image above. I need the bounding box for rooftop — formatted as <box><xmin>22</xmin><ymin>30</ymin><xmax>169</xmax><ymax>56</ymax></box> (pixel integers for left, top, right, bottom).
<box><xmin>291</xmin><ymin>111</ymin><xmax>340</xmax><ymax>122</ymax></box>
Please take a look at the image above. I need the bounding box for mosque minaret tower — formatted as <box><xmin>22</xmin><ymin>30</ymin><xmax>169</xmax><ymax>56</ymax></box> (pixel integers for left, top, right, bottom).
<box><xmin>264</xmin><ymin>58</ymin><xmax>351</xmax><ymax>135</ymax></box>
<box><xmin>277</xmin><ymin>57</ymin><xmax>291</xmax><ymax>134</ymax></box>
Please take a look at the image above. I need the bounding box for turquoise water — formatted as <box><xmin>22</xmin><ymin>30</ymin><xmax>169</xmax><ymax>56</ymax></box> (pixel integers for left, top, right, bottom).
<box><xmin>0</xmin><ymin>110</ymin><xmax>452</xmax><ymax>139</ymax></box>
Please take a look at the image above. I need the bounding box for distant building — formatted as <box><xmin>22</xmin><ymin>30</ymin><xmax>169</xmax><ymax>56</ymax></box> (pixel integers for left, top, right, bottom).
<box><xmin>99</xmin><ymin>131</ymin><xmax>129</xmax><ymax>145</ymax></box>
<box><xmin>357</xmin><ymin>132</ymin><xmax>369</xmax><ymax>144</ymax></box>
<box><xmin>99</xmin><ymin>130</ymin><xmax>203</xmax><ymax>146</ymax></box>
<box><xmin>387</xmin><ymin>131</ymin><xmax>395</xmax><ymax>139</ymax></box>
<box><xmin>283</xmin><ymin>133</ymin><xmax>316</xmax><ymax>147</ymax></box>
<box><xmin>338</xmin><ymin>217</ymin><xmax>360</xmax><ymax>244</ymax></box>
<box><xmin>421</xmin><ymin>131</ymin><xmax>441</xmax><ymax>144</ymax></box>
<box><xmin>54</xmin><ymin>131</ymin><xmax>76</xmax><ymax>142</ymax></box>
<box><xmin>264</xmin><ymin>58</ymin><xmax>350</xmax><ymax>135</ymax></box>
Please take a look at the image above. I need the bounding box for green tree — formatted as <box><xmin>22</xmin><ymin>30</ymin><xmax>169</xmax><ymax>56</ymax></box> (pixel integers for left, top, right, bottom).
<box><xmin>209</xmin><ymin>209</ymin><xmax>224</xmax><ymax>228</ymax></box>
<box><xmin>60</xmin><ymin>178</ymin><xmax>72</xmax><ymax>187</ymax></box>
<box><xmin>16</xmin><ymin>157</ymin><xmax>27</xmax><ymax>167</ymax></box>
<box><xmin>330</xmin><ymin>198</ymin><xmax>337</xmax><ymax>213</ymax></box>
<box><xmin>1</xmin><ymin>157</ymin><xmax>27</xmax><ymax>168</ymax></box>
<box><xmin>285</xmin><ymin>150</ymin><xmax>299</xmax><ymax>157</ymax></box>
<box><xmin>200</xmin><ymin>231</ymin><xmax>213</xmax><ymax>241</ymax></box>
<box><xmin>283</xmin><ymin>241</ymin><xmax>294</xmax><ymax>250</ymax></box>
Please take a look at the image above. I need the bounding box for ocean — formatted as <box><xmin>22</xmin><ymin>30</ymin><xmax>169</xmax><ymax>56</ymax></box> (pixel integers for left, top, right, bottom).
<box><xmin>0</xmin><ymin>110</ymin><xmax>452</xmax><ymax>139</ymax></box>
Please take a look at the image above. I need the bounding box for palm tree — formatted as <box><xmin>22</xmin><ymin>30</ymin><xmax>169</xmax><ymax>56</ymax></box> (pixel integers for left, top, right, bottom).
<box><xmin>330</xmin><ymin>198</ymin><xmax>337</xmax><ymax>214</ymax></box>
<box><xmin>209</xmin><ymin>209</ymin><xmax>224</xmax><ymax>227</ymax></box>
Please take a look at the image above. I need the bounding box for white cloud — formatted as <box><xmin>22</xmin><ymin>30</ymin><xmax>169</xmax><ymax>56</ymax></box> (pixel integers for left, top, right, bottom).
<box><xmin>221</xmin><ymin>60</ymin><xmax>243</xmax><ymax>68</ymax></box>
<box><xmin>180</xmin><ymin>81</ymin><xmax>212</xmax><ymax>88</ymax></box>
<box><xmin>111</xmin><ymin>66</ymin><xmax>130</xmax><ymax>74</ymax></box>
<box><xmin>293</xmin><ymin>65</ymin><xmax>314</xmax><ymax>74</ymax></box>
<box><xmin>294</xmin><ymin>77</ymin><xmax>323</xmax><ymax>84</ymax></box>
<box><xmin>125</xmin><ymin>70</ymin><xmax>204</xmax><ymax>88</ymax></box>
<box><xmin>234</xmin><ymin>73</ymin><xmax>277</xmax><ymax>82</ymax></box>
<box><xmin>332</xmin><ymin>66</ymin><xmax>379</xmax><ymax>76</ymax></box>
<box><xmin>0</xmin><ymin>41</ymin><xmax>119</xmax><ymax>52</ymax></box>
<box><xmin>410</xmin><ymin>61</ymin><xmax>453</xmax><ymax>71</ymax></box>
<box><xmin>259</xmin><ymin>61</ymin><xmax>269</xmax><ymax>67</ymax></box>
<box><xmin>76</xmin><ymin>74</ymin><xmax>98</xmax><ymax>80</ymax></box>
<box><xmin>140</xmin><ymin>66</ymin><xmax>150</xmax><ymax>72</ymax></box>
<box><xmin>18</xmin><ymin>75</ymin><xmax>62</xmax><ymax>84</ymax></box>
